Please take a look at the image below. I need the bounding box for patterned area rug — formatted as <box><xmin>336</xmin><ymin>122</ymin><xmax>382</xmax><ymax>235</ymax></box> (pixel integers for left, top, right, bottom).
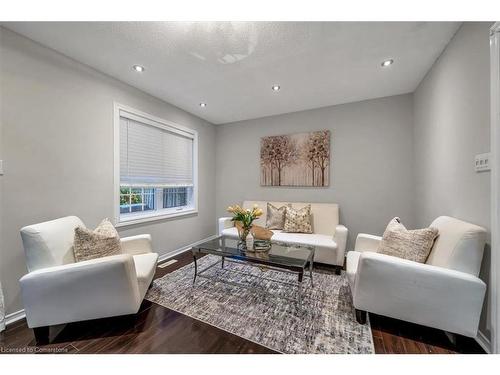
<box><xmin>146</xmin><ymin>255</ymin><xmax>374</xmax><ymax>354</ymax></box>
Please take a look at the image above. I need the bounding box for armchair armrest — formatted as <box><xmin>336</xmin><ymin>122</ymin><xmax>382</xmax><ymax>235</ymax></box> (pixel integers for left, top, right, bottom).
<box><xmin>353</xmin><ymin>252</ymin><xmax>486</xmax><ymax>337</ymax></box>
<box><xmin>354</xmin><ymin>233</ymin><xmax>382</xmax><ymax>252</ymax></box>
<box><xmin>120</xmin><ymin>234</ymin><xmax>153</xmax><ymax>255</ymax></box>
<box><xmin>20</xmin><ymin>254</ymin><xmax>141</xmax><ymax>328</ymax></box>
<box><xmin>218</xmin><ymin>217</ymin><xmax>234</xmax><ymax>235</ymax></box>
<box><xmin>333</xmin><ymin>225</ymin><xmax>348</xmax><ymax>264</ymax></box>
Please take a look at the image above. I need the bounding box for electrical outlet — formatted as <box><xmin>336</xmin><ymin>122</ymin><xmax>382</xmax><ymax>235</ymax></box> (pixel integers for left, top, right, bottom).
<box><xmin>475</xmin><ymin>153</ymin><xmax>491</xmax><ymax>172</ymax></box>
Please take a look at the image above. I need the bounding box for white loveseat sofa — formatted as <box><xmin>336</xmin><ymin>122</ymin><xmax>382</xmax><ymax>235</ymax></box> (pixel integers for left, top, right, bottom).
<box><xmin>218</xmin><ymin>201</ymin><xmax>348</xmax><ymax>273</ymax></box>
<box><xmin>347</xmin><ymin>216</ymin><xmax>486</xmax><ymax>338</ymax></box>
<box><xmin>19</xmin><ymin>216</ymin><xmax>158</xmax><ymax>343</ymax></box>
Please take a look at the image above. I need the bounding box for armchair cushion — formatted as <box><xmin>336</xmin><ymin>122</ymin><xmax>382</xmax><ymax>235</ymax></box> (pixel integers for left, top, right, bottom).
<box><xmin>73</xmin><ymin>219</ymin><xmax>122</xmax><ymax>262</ymax></box>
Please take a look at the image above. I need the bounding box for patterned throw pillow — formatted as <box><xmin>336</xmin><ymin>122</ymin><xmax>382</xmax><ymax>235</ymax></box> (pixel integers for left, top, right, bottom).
<box><xmin>73</xmin><ymin>218</ymin><xmax>122</xmax><ymax>262</ymax></box>
<box><xmin>283</xmin><ymin>205</ymin><xmax>313</xmax><ymax>233</ymax></box>
<box><xmin>378</xmin><ymin>217</ymin><xmax>438</xmax><ymax>263</ymax></box>
<box><xmin>266</xmin><ymin>203</ymin><xmax>288</xmax><ymax>230</ymax></box>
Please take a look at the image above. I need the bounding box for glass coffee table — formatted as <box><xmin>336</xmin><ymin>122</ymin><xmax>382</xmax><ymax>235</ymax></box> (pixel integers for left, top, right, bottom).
<box><xmin>191</xmin><ymin>236</ymin><xmax>315</xmax><ymax>304</ymax></box>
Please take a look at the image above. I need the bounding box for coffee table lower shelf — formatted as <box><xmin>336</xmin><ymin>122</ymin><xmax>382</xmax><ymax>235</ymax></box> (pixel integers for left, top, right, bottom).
<box><xmin>192</xmin><ymin>255</ymin><xmax>314</xmax><ymax>305</ymax></box>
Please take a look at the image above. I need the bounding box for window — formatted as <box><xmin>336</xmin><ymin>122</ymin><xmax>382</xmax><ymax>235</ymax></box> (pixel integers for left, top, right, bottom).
<box><xmin>114</xmin><ymin>104</ymin><xmax>198</xmax><ymax>225</ymax></box>
<box><xmin>119</xmin><ymin>187</ymin><xmax>155</xmax><ymax>214</ymax></box>
<box><xmin>163</xmin><ymin>187</ymin><xmax>188</xmax><ymax>208</ymax></box>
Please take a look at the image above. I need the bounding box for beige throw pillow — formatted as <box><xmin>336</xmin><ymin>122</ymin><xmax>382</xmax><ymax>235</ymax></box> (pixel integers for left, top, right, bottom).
<box><xmin>283</xmin><ymin>205</ymin><xmax>313</xmax><ymax>233</ymax></box>
<box><xmin>73</xmin><ymin>218</ymin><xmax>122</xmax><ymax>262</ymax></box>
<box><xmin>378</xmin><ymin>217</ymin><xmax>438</xmax><ymax>263</ymax></box>
<box><xmin>266</xmin><ymin>203</ymin><xmax>288</xmax><ymax>230</ymax></box>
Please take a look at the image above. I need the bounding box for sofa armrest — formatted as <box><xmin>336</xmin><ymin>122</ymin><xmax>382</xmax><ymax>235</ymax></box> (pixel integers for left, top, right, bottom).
<box><xmin>333</xmin><ymin>225</ymin><xmax>348</xmax><ymax>264</ymax></box>
<box><xmin>20</xmin><ymin>254</ymin><xmax>141</xmax><ymax>328</ymax></box>
<box><xmin>353</xmin><ymin>252</ymin><xmax>486</xmax><ymax>337</ymax></box>
<box><xmin>218</xmin><ymin>217</ymin><xmax>234</xmax><ymax>235</ymax></box>
<box><xmin>354</xmin><ymin>233</ymin><xmax>382</xmax><ymax>252</ymax></box>
<box><xmin>120</xmin><ymin>234</ymin><xmax>153</xmax><ymax>255</ymax></box>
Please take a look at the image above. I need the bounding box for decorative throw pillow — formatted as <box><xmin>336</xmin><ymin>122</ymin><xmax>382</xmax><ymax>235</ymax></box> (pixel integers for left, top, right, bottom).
<box><xmin>251</xmin><ymin>225</ymin><xmax>274</xmax><ymax>241</ymax></box>
<box><xmin>283</xmin><ymin>205</ymin><xmax>313</xmax><ymax>233</ymax></box>
<box><xmin>378</xmin><ymin>217</ymin><xmax>438</xmax><ymax>263</ymax></box>
<box><xmin>73</xmin><ymin>218</ymin><xmax>122</xmax><ymax>262</ymax></box>
<box><xmin>265</xmin><ymin>203</ymin><xmax>288</xmax><ymax>229</ymax></box>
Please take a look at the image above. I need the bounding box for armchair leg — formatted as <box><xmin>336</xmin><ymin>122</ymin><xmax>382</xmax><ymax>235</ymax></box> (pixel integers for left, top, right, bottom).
<box><xmin>334</xmin><ymin>266</ymin><xmax>342</xmax><ymax>275</ymax></box>
<box><xmin>355</xmin><ymin>309</ymin><xmax>367</xmax><ymax>325</ymax></box>
<box><xmin>33</xmin><ymin>326</ymin><xmax>50</xmax><ymax>345</ymax></box>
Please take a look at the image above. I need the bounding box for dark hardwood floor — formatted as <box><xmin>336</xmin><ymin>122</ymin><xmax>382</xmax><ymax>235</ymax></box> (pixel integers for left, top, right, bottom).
<box><xmin>0</xmin><ymin>251</ymin><xmax>485</xmax><ymax>354</ymax></box>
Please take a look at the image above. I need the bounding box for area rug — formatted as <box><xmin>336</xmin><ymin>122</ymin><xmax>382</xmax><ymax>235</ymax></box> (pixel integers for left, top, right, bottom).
<box><xmin>145</xmin><ymin>255</ymin><xmax>374</xmax><ymax>354</ymax></box>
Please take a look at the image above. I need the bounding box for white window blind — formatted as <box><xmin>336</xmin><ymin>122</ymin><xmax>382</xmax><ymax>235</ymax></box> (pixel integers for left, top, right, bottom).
<box><xmin>120</xmin><ymin>112</ymin><xmax>194</xmax><ymax>188</ymax></box>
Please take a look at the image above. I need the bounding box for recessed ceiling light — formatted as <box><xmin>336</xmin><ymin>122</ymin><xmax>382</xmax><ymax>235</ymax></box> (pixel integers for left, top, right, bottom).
<box><xmin>199</xmin><ymin>102</ymin><xmax>207</xmax><ymax>108</ymax></box>
<box><xmin>132</xmin><ymin>65</ymin><xmax>145</xmax><ymax>72</ymax></box>
<box><xmin>272</xmin><ymin>85</ymin><xmax>281</xmax><ymax>91</ymax></box>
<box><xmin>381</xmin><ymin>59</ymin><xmax>394</xmax><ymax>67</ymax></box>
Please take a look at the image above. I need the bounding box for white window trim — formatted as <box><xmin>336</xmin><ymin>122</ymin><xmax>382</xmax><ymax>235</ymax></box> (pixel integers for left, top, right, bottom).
<box><xmin>113</xmin><ymin>102</ymin><xmax>199</xmax><ymax>227</ymax></box>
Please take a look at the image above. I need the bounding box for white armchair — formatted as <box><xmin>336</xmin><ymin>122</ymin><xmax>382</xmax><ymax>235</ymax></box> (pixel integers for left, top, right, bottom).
<box><xmin>346</xmin><ymin>216</ymin><xmax>487</xmax><ymax>338</ymax></box>
<box><xmin>19</xmin><ymin>216</ymin><xmax>158</xmax><ymax>343</ymax></box>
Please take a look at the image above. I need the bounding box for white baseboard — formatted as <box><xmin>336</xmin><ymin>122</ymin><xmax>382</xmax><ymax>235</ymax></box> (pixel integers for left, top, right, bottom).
<box><xmin>157</xmin><ymin>234</ymin><xmax>218</xmax><ymax>263</ymax></box>
<box><xmin>5</xmin><ymin>309</ymin><xmax>26</xmax><ymax>326</ymax></box>
<box><xmin>476</xmin><ymin>330</ymin><xmax>491</xmax><ymax>354</ymax></box>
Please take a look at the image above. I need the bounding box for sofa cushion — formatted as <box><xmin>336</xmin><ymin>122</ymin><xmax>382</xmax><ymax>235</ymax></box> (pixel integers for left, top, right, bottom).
<box><xmin>272</xmin><ymin>231</ymin><xmax>337</xmax><ymax>250</ymax></box>
<box><xmin>133</xmin><ymin>252</ymin><xmax>158</xmax><ymax>297</ymax></box>
<box><xmin>73</xmin><ymin>219</ymin><xmax>122</xmax><ymax>262</ymax></box>
<box><xmin>283</xmin><ymin>205</ymin><xmax>313</xmax><ymax>233</ymax></box>
<box><xmin>266</xmin><ymin>203</ymin><xmax>288</xmax><ymax>229</ymax></box>
<box><xmin>378</xmin><ymin>217</ymin><xmax>438</xmax><ymax>263</ymax></box>
<box><xmin>221</xmin><ymin>227</ymin><xmax>337</xmax><ymax>250</ymax></box>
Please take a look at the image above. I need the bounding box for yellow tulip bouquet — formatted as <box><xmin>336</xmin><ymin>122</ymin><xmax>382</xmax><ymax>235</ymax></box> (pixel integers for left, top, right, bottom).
<box><xmin>227</xmin><ymin>204</ymin><xmax>264</xmax><ymax>242</ymax></box>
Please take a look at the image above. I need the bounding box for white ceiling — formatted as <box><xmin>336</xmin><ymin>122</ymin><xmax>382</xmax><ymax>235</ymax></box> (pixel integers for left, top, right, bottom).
<box><xmin>4</xmin><ymin>22</ymin><xmax>460</xmax><ymax>124</ymax></box>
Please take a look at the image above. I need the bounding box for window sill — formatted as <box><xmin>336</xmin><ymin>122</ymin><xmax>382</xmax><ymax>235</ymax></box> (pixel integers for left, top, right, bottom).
<box><xmin>115</xmin><ymin>208</ymin><xmax>198</xmax><ymax>227</ymax></box>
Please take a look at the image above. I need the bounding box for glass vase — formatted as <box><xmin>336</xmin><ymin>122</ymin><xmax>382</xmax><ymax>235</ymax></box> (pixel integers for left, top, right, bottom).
<box><xmin>238</xmin><ymin>226</ymin><xmax>251</xmax><ymax>242</ymax></box>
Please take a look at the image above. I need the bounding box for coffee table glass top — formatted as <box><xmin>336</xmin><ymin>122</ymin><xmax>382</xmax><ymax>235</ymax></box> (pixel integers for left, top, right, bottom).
<box><xmin>192</xmin><ymin>236</ymin><xmax>314</xmax><ymax>269</ymax></box>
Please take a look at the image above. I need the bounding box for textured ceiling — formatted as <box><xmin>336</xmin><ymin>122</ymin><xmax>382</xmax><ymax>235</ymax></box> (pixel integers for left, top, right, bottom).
<box><xmin>4</xmin><ymin>22</ymin><xmax>460</xmax><ymax>124</ymax></box>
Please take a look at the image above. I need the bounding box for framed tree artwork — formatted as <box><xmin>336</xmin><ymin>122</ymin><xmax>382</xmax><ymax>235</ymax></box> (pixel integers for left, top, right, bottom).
<box><xmin>260</xmin><ymin>130</ymin><xmax>330</xmax><ymax>187</ymax></box>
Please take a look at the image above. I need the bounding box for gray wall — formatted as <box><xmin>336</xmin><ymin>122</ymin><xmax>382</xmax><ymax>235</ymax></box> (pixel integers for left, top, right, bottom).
<box><xmin>413</xmin><ymin>22</ymin><xmax>492</xmax><ymax>341</ymax></box>
<box><xmin>215</xmin><ymin>94</ymin><xmax>416</xmax><ymax>248</ymax></box>
<box><xmin>0</xmin><ymin>28</ymin><xmax>216</xmax><ymax>314</ymax></box>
